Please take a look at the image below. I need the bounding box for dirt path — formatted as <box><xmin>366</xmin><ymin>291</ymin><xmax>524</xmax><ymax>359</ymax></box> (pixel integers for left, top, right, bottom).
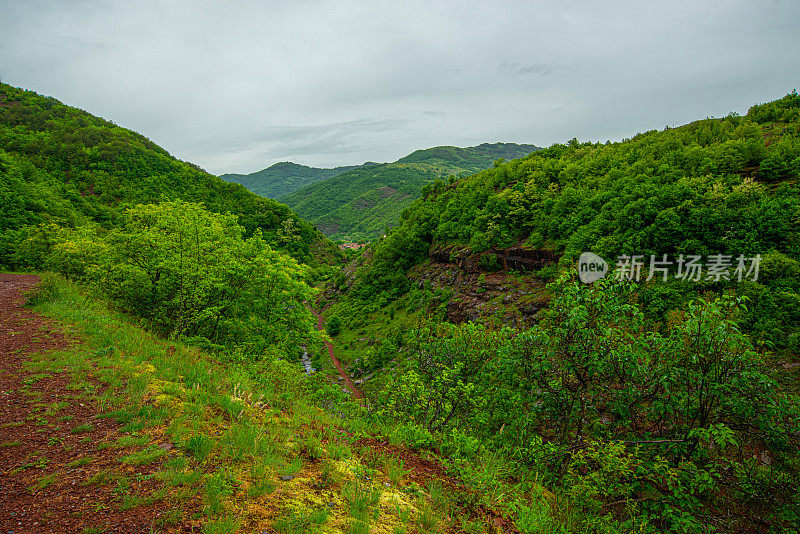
<box><xmin>0</xmin><ymin>274</ymin><xmax>193</xmax><ymax>533</ymax></box>
<box><xmin>308</xmin><ymin>308</ymin><xmax>364</xmax><ymax>399</ymax></box>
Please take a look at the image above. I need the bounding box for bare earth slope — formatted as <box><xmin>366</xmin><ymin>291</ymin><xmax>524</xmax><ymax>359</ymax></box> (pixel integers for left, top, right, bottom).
<box><xmin>0</xmin><ymin>274</ymin><xmax>194</xmax><ymax>534</ymax></box>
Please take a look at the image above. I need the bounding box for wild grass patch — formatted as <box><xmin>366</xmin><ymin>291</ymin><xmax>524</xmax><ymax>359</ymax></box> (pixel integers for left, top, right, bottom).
<box><xmin>280</xmin><ymin>457</ymin><xmax>304</xmax><ymax>479</ymax></box>
<box><xmin>28</xmin><ymin>473</ymin><xmax>57</xmax><ymax>492</ymax></box>
<box><xmin>327</xmin><ymin>441</ymin><xmax>352</xmax><ymax>460</ymax></box>
<box><xmin>115</xmin><ymin>434</ymin><xmax>151</xmax><ymax>447</ymax></box>
<box><xmin>342</xmin><ymin>480</ymin><xmax>382</xmax><ymax>526</ymax></box>
<box><xmin>202</xmin><ymin>516</ymin><xmax>242</xmax><ymax>534</ymax></box>
<box><xmin>272</xmin><ymin>507</ymin><xmax>330</xmax><ymax>534</ymax></box>
<box><xmin>67</xmin><ymin>456</ymin><xmax>93</xmax><ymax>467</ymax></box>
<box><xmin>83</xmin><ymin>469</ymin><xmax>115</xmax><ymax>486</ymax></box>
<box><xmin>204</xmin><ymin>469</ymin><xmax>236</xmax><ymax>516</ymax></box>
<box><xmin>386</xmin><ymin>457</ymin><xmax>411</xmax><ymax>486</ymax></box>
<box><xmin>248</xmin><ymin>454</ymin><xmax>278</xmax><ymax>497</ymax></box>
<box><xmin>121</xmin><ymin>445</ymin><xmax>169</xmax><ymax>465</ymax></box>
<box><xmin>186</xmin><ymin>434</ymin><xmax>215</xmax><ymax>461</ymax></box>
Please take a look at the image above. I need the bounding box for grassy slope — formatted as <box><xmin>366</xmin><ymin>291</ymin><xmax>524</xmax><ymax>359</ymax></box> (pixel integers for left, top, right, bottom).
<box><xmin>19</xmin><ymin>273</ymin><xmax>552</xmax><ymax>534</ymax></box>
<box><xmin>281</xmin><ymin>143</ymin><xmax>539</xmax><ymax>242</ymax></box>
<box><xmin>0</xmin><ymin>83</ymin><xmax>340</xmax><ymax>265</ymax></box>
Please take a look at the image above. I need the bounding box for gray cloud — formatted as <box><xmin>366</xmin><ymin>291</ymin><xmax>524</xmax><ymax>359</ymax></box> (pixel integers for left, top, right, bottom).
<box><xmin>1</xmin><ymin>0</ymin><xmax>798</xmax><ymax>174</ymax></box>
<box><xmin>498</xmin><ymin>62</ymin><xmax>557</xmax><ymax>77</ymax></box>
<box><xmin>198</xmin><ymin>118</ymin><xmax>408</xmax><ymax>173</ymax></box>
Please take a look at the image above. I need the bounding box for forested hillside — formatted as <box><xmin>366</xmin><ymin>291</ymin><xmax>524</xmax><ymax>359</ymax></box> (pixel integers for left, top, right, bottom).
<box><xmin>0</xmin><ymin>83</ymin><xmax>340</xmax><ymax>267</ymax></box>
<box><xmin>281</xmin><ymin>143</ymin><xmax>539</xmax><ymax>242</ymax></box>
<box><xmin>4</xmin><ymin>79</ymin><xmax>800</xmax><ymax>532</ymax></box>
<box><xmin>349</xmin><ymin>92</ymin><xmax>800</xmax><ymax>347</ymax></box>
<box><xmin>220</xmin><ymin>161</ymin><xmax>378</xmax><ymax>199</ymax></box>
<box><xmin>313</xmin><ymin>91</ymin><xmax>800</xmax><ymax>532</ymax></box>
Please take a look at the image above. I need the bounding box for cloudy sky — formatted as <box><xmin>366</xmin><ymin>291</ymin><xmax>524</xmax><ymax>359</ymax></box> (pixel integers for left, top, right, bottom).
<box><xmin>1</xmin><ymin>1</ymin><xmax>799</xmax><ymax>175</ymax></box>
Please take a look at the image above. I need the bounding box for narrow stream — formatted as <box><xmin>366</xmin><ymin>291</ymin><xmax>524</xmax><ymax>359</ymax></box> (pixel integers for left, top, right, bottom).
<box><xmin>300</xmin><ymin>345</ymin><xmax>315</xmax><ymax>374</ymax></box>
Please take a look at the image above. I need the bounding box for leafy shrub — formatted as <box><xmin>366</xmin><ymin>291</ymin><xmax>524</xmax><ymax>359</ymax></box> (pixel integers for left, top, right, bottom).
<box><xmin>47</xmin><ymin>201</ymin><xmax>320</xmax><ymax>358</ymax></box>
<box><xmin>388</xmin><ymin>423</ymin><xmax>436</xmax><ymax>450</ymax></box>
<box><xmin>326</xmin><ymin>316</ymin><xmax>342</xmax><ymax>336</ymax></box>
<box><xmin>24</xmin><ymin>271</ymin><xmax>62</xmax><ymax>305</ymax></box>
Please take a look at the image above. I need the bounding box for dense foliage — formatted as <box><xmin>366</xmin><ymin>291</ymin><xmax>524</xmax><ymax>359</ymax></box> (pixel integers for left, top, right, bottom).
<box><xmin>44</xmin><ymin>201</ymin><xmax>320</xmax><ymax>358</ymax></box>
<box><xmin>0</xmin><ymin>83</ymin><xmax>338</xmax><ymax>268</ymax></box>
<box><xmin>378</xmin><ymin>275</ymin><xmax>800</xmax><ymax>531</ymax></box>
<box><xmin>356</xmin><ymin>92</ymin><xmax>800</xmax><ymax>349</ymax></box>
<box><xmin>220</xmin><ymin>161</ymin><xmax>375</xmax><ymax>199</ymax></box>
<box><xmin>6</xmin><ymin>80</ymin><xmax>800</xmax><ymax>532</ymax></box>
<box><xmin>280</xmin><ymin>143</ymin><xmax>539</xmax><ymax>241</ymax></box>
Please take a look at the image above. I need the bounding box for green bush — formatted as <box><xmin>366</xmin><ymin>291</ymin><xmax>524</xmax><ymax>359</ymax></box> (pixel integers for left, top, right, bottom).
<box><xmin>24</xmin><ymin>271</ymin><xmax>63</xmax><ymax>305</ymax></box>
<box><xmin>46</xmin><ymin>201</ymin><xmax>320</xmax><ymax>357</ymax></box>
<box><xmin>326</xmin><ymin>316</ymin><xmax>342</xmax><ymax>336</ymax></box>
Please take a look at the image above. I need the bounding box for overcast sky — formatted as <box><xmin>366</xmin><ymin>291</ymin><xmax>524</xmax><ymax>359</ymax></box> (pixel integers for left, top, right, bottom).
<box><xmin>1</xmin><ymin>1</ymin><xmax>799</xmax><ymax>175</ymax></box>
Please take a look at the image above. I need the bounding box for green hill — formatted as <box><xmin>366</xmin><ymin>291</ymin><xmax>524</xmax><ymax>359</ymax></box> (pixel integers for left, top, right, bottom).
<box><xmin>315</xmin><ymin>92</ymin><xmax>800</xmax><ymax>532</ymax></box>
<box><xmin>0</xmin><ymin>83</ymin><xmax>341</xmax><ymax>267</ymax></box>
<box><xmin>351</xmin><ymin>91</ymin><xmax>800</xmax><ymax>349</ymax></box>
<box><xmin>220</xmin><ymin>161</ymin><xmax>379</xmax><ymax>199</ymax></box>
<box><xmin>5</xmin><ymin>79</ymin><xmax>800</xmax><ymax>532</ymax></box>
<box><xmin>280</xmin><ymin>142</ymin><xmax>539</xmax><ymax>242</ymax></box>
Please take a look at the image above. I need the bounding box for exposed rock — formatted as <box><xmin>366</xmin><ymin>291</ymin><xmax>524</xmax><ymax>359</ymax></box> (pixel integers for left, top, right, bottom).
<box><xmin>410</xmin><ymin>242</ymin><xmax>555</xmax><ymax>326</ymax></box>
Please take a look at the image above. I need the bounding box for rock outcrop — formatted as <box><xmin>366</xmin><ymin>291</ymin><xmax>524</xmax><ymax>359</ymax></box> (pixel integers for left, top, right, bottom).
<box><xmin>411</xmin><ymin>242</ymin><xmax>558</xmax><ymax>327</ymax></box>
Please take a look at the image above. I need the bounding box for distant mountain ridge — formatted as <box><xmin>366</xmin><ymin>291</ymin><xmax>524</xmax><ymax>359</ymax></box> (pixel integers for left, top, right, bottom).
<box><xmin>277</xmin><ymin>142</ymin><xmax>540</xmax><ymax>241</ymax></box>
<box><xmin>220</xmin><ymin>161</ymin><xmax>380</xmax><ymax>199</ymax></box>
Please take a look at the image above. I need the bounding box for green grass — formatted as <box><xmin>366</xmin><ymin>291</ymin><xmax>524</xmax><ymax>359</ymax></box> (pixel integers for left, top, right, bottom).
<box><xmin>159</xmin><ymin>466</ymin><xmax>203</xmax><ymax>488</ymax></box>
<box><xmin>153</xmin><ymin>508</ymin><xmax>185</xmax><ymax>528</ymax></box>
<box><xmin>202</xmin><ymin>516</ymin><xmax>242</xmax><ymax>534</ymax></box>
<box><xmin>43</xmin><ymin>401</ymin><xmax>68</xmax><ymax>415</ymax></box>
<box><xmin>342</xmin><ymin>480</ymin><xmax>382</xmax><ymax>524</ymax></box>
<box><xmin>120</xmin><ymin>488</ymin><xmax>166</xmax><ymax>511</ymax></box>
<box><xmin>248</xmin><ymin>455</ymin><xmax>278</xmax><ymax>497</ymax></box>
<box><xmin>273</xmin><ymin>507</ymin><xmax>330</xmax><ymax>534</ymax></box>
<box><xmin>280</xmin><ymin>456</ymin><xmax>304</xmax><ymax>479</ymax></box>
<box><xmin>84</xmin><ymin>470</ymin><xmax>115</xmax><ymax>486</ymax></box>
<box><xmin>386</xmin><ymin>457</ymin><xmax>411</xmax><ymax>486</ymax></box>
<box><xmin>186</xmin><ymin>434</ymin><xmax>214</xmax><ymax>461</ymax></box>
<box><xmin>28</xmin><ymin>473</ymin><xmax>57</xmax><ymax>492</ymax></box>
<box><xmin>67</xmin><ymin>456</ymin><xmax>93</xmax><ymax>467</ymax></box>
<box><xmin>204</xmin><ymin>470</ymin><xmax>235</xmax><ymax>516</ymax></box>
<box><xmin>513</xmin><ymin>499</ymin><xmax>565</xmax><ymax>534</ymax></box>
<box><xmin>327</xmin><ymin>441</ymin><xmax>352</xmax><ymax>460</ymax></box>
<box><xmin>115</xmin><ymin>434</ymin><xmax>151</xmax><ymax>448</ymax></box>
<box><xmin>23</xmin><ymin>373</ymin><xmax>53</xmax><ymax>384</ymax></box>
<box><xmin>69</xmin><ymin>423</ymin><xmax>93</xmax><ymax>433</ymax></box>
<box><xmin>416</xmin><ymin>501</ymin><xmax>441</xmax><ymax>532</ymax></box>
<box><xmin>156</xmin><ymin>455</ymin><xmax>203</xmax><ymax>488</ymax></box>
<box><xmin>121</xmin><ymin>445</ymin><xmax>169</xmax><ymax>465</ymax></box>
<box><xmin>16</xmin><ymin>273</ymin><xmax>494</xmax><ymax>531</ymax></box>
<box><xmin>221</xmin><ymin>421</ymin><xmax>269</xmax><ymax>461</ymax></box>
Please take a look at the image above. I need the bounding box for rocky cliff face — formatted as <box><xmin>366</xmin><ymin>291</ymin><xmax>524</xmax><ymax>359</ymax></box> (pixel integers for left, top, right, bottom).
<box><xmin>323</xmin><ymin>241</ymin><xmax>557</xmax><ymax>328</ymax></box>
<box><xmin>410</xmin><ymin>243</ymin><xmax>557</xmax><ymax>327</ymax></box>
